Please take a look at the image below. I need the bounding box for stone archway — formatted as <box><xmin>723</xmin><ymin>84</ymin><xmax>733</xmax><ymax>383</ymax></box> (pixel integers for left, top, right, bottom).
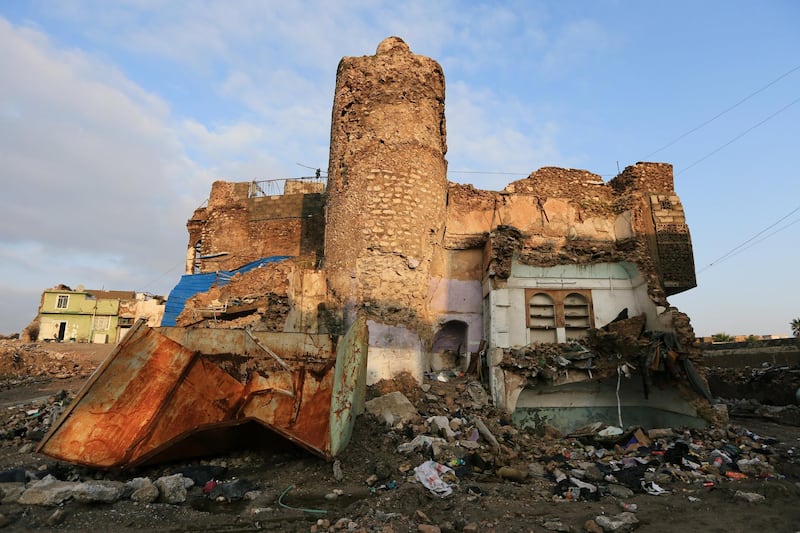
<box><xmin>431</xmin><ymin>320</ymin><xmax>468</xmax><ymax>372</ymax></box>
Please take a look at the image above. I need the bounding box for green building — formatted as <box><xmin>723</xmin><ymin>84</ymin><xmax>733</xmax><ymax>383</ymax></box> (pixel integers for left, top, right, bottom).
<box><xmin>38</xmin><ymin>285</ymin><xmax>137</xmax><ymax>343</ymax></box>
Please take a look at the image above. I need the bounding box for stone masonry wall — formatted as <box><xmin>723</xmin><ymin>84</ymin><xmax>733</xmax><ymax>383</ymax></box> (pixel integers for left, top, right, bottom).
<box><xmin>190</xmin><ymin>181</ymin><xmax>324</xmax><ymax>273</ymax></box>
<box><xmin>609</xmin><ymin>162</ymin><xmax>674</xmax><ymax>195</ymax></box>
<box><xmin>505</xmin><ymin>167</ymin><xmax>610</xmax><ymax>205</ymax></box>
<box><xmin>325</xmin><ymin>37</ymin><xmax>448</xmax><ymax>326</ymax></box>
<box><xmin>610</xmin><ymin>163</ymin><xmax>696</xmax><ymax>296</ymax></box>
<box><xmin>444</xmin><ymin>162</ymin><xmax>694</xmax><ymax>300</ymax></box>
<box><xmin>650</xmin><ymin>194</ymin><xmax>696</xmax><ymax>294</ymax></box>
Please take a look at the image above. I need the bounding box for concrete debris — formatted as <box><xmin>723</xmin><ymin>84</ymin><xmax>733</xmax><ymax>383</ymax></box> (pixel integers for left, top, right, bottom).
<box><xmin>0</xmin><ymin>338</ymin><xmax>796</xmax><ymax>531</ymax></box>
<box><xmin>333</xmin><ymin>459</ymin><xmax>344</xmax><ymax>482</ymax></box>
<box><xmin>155</xmin><ymin>474</ymin><xmax>192</xmax><ymax>504</ymax></box>
<box><xmin>17</xmin><ymin>475</ymin><xmax>75</xmax><ymax>506</ymax></box>
<box><xmin>429</xmin><ymin>416</ymin><xmax>456</xmax><ymax>439</ymax></box>
<box><xmin>365</xmin><ymin>391</ymin><xmax>420</xmax><ymax>425</ymax></box>
<box><xmin>72</xmin><ymin>480</ymin><xmax>126</xmax><ymax>503</ymax></box>
<box><xmin>46</xmin><ymin>508</ymin><xmax>67</xmax><ymax>526</ymax></box>
<box><xmin>500</xmin><ymin>323</ymin><xmax>706</xmax><ymax>401</ymax></box>
<box><xmin>127</xmin><ymin>477</ymin><xmax>159</xmax><ymax>503</ymax></box>
<box><xmin>466</xmin><ymin>381</ymin><xmax>490</xmax><ymax>407</ymax></box>
<box><xmin>595</xmin><ymin>511</ymin><xmax>639</xmax><ymax>531</ymax></box>
<box><xmin>542</xmin><ymin>519</ymin><xmax>571</xmax><ymax>531</ymax></box>
<box><xmin>734</xmin><ymin>490</ymin><xmax>766</xmax><ymax>503</ymax></box>
<box><xmin>474</xmin><ymin>418</ymin><xmax>500</xmax><ymax>451</ymax></box>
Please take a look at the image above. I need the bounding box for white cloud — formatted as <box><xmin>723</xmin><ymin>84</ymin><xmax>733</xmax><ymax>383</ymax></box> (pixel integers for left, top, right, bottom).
<box><xmin>0</xmin><ymin>17</ymin><xmax>203</xmax><ymax>331</ymax></box>
<box><xmin>445</xmin><ymin>81</ymin><xmax>563</xmax><ymax>190</ymax></box>
<box><xmin>181</xmin><ymin>119</ymin><xmax>265</xmax><ymax>159</ymax></box>
<box><xmin>541</xmin><ymin>19</ymin><xmax>618</xmax><ymax>75</ymax></box>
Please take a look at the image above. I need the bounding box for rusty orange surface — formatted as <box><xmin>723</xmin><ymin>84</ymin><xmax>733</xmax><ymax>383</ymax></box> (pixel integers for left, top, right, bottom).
<box><xmin>37</xmin><ymin>317</ymin><xmax>369</xmax><ymax>469</ymax></box>
<box><xmin>37</xmin><ymin>321</ymin><xmax>199</xmax><ymax>468</ymax></box>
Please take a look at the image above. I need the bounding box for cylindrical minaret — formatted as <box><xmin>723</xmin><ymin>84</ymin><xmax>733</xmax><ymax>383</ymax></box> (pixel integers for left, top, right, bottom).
<box><xmin>324</xmin><ymin>37</ymin><xmax>448</xmax><ymax>327</ymax></box>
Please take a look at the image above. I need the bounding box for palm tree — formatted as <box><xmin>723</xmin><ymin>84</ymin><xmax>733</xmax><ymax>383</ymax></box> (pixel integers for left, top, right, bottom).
<box><xmin>791</xmin><ymin>318</ymin><xmax>800</xmax><ymax>338</ymax></box>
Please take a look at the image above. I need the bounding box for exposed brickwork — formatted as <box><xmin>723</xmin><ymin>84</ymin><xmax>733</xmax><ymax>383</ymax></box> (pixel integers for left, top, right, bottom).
<box><xmin>613</xmin><ymin>167</ymin><xmax>698</xmax><ymax>296</ymax></box>
<box><xmin>609</xmin><ymin>162</ymin><xmax>675</xmax><ymax>195</ymax></box>
<box><xmin>506</xmin><ymin>167</ymin><xmax>610</xmax><ymax>206</ymax></box>
<box><xmin>189</xmin><ymin>180</ymin><xmax>324</xmax><ymax>273</ymax></box>
<box><xmin>444</xmin><ymin>162</ymin><xmax>694</xmax><ymax>301</ymax></box>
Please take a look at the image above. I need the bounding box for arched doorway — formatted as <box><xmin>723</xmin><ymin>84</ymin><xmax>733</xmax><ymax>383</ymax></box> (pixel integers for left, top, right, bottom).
<box><xmin>431</xmin><ymin>320</ymin><xmax>468</xmax><ymax>371</ymax></box>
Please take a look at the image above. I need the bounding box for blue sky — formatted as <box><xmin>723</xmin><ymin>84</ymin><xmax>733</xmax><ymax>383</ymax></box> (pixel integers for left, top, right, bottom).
<box><xmin>1</xmin><ymin>1</ymin><xmax>798</xmax><ymax>337</ymax></box>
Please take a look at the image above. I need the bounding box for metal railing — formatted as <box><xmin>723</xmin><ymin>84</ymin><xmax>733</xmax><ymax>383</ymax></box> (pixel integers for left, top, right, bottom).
<box><xmin>248</xmin><ymin>175</ymin><xmax>327</xmax><ymax>198</ymax></box>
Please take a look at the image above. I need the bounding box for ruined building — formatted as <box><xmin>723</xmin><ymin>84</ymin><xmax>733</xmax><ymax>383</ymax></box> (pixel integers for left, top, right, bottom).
<box><xmin>169</xmin><ymin>37</ymin><xmax>704</xmax><ymax>430</ymax></box>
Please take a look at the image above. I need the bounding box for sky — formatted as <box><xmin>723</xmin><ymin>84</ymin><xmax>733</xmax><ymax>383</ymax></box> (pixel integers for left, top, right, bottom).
<box><xmin>0</xmin><ymin>1</ymin><xmax>798</xmax><ymax>338</ymax></box>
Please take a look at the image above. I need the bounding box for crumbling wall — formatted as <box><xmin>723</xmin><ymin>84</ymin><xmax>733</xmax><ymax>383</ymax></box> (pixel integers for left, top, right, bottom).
<box><xmin>610</xmin><ymin>163</ymin><xmax>696</xmax><ymax>295</ymax></box>
<box><xmin>504</xmin><ymin>167</ymin><xmax>610</xmax><ymax>210</ymax></box>
<box><xmin>444</xmin><ymin>162</ymin><xmax>693</xmax><ymax>305</ymax></box>
<box><xmin>325</xmin><ymin>37</ymin><xmax>448</xmax><ymax>329</ymax></box>
<box><xmin>176</xmin><ymin>260</ymin><xmax>294</xmax><ymax>330</ymax></box>
<box><xmin>189</xmin><ymin>181</ymin><xmax>324</xmax><ymax>273</ymax></box>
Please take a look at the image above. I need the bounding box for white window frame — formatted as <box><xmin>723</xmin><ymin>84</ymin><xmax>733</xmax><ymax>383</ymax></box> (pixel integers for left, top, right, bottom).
<box><xmin>56</xmin><ymin>295</ymin><xmax>69</xmax><ymax>309</ymax></box>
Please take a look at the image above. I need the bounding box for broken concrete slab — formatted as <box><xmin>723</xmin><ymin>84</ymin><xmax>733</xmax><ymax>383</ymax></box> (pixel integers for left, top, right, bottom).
<box><xmin>73</xmin><ymin>480</ymin><xmax>126</xmax><ymax>503</ymax></box>
<box><xmin>155</xmin><ymin>474</ymin><xmax>191</xmax><ymax>504</ymax></box>
<box><xmin>365</xmin><ymin>391</ymin><xmax>419</xmax><ymax>425</ymax></box>
<box><xmin>18</xmin><ymin>475</ymin><xmax>76</xmax><ymax>506</ymax></box>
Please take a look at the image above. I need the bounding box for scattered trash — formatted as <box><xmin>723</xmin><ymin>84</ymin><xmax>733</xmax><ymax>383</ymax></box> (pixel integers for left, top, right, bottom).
<box><xmin>641</xmin><ymin>481</ymin><xmax>669</xmax><ymax>495</ymax></box>
<box><xmin>595</xmin><ymin>511</ymin><xmax>639</xmax><ymax>531</ymax></box>
<box><xmin>620</xmin><ymin>502</ymin><xmax>638</xmax><ymax>512</ymax></box>
<box><xmin>414</xmin><ymin>460</ymin><xmax>455</xmax><ymax>497</ymax></box>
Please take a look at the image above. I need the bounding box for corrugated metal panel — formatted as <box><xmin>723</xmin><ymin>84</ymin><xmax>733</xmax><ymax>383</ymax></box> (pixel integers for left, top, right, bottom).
<box><xmin>161</xmin><ymin>256</ymin><xmax>291</xmax><ymax>326</ymax></box>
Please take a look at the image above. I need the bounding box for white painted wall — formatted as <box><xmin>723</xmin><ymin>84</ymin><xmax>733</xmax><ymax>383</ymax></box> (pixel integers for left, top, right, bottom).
<box><xmin>428</xmin><ymin>278</ymin><xmax>484</xmax><ymax>353</ymax></box>
<box><xmin>490</xmin><ymin>261</ymin><xmax>658</xmax><ymax>348</ymax></box>
<box><xmin>365</xmin><ymin>320</ymin><xmax>425</xmax><ymax>385</ymax></box>
<box><xmin>488</xmin><ymin>289</ymin><xmax>510</xmax><ymax>349</ymax></box>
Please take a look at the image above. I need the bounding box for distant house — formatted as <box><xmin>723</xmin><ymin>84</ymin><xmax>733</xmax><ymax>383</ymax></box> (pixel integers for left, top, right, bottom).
<box><xmin>37</xmin><ymin>285</ymin><xmax>165</xmax><ymax>343</ymax></box>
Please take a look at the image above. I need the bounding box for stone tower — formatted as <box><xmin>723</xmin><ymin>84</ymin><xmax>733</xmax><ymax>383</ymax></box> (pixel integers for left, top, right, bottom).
<box><xmin>324</xmin><ymin>37</ymin><xmax>448</xmax><ymax>328</ymax></box>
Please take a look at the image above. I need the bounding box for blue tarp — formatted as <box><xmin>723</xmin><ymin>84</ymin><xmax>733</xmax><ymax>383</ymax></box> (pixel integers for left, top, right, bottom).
<box><xmin>161</xmin><ymin>256</ymin><xmax>291</xmax><ymax>326</ymax></box>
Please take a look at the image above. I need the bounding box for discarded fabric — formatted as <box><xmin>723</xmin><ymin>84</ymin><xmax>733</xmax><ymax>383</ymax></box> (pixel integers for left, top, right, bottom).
<box><xmin>414</xmin><ymin>460</ymin><xmax>454</xmax><ymax>497</ymax></box>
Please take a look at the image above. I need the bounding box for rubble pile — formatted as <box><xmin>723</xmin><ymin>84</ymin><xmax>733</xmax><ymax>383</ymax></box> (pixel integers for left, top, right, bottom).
<box><xmin>364</xmin><ymin>373</ymin><xmax>796</xmax><ymax>494</ymax></box>
<box><xmin>0</xmin><ymin>341</ymin><xmax>94</xmax><ymax>388</ymax></box>
<box><xmin>176</xmin><ymin>261</ymin><xmax>294</xmax><ymax>328</ymax></box>
<box><xmin>500</xmin><ymin>342</ymin><xmax>603</xmax><ymax>382</ymax></box>
<box><xmin>707</xmin><ymin>364</ymin><xmax>800</xmax><ymax>405</ymax></box>
<box><xmin>0</xmin><ymin>346</ymin><xmax>798</xmax><ymax>531</ymax></box>
<box><xmin>706</xmin><ymin>364</ymin><xmax>800</xmax><ymax>426</ymax></box>
<box><xmin>0</xmin><ymin>390</ymin><xmax>71</xmax><ymax>450</ymax></box>
<box><xmin>498</xmin><ymin>314</ymin><xmax>711</xmax><ymax>404</ymax></box>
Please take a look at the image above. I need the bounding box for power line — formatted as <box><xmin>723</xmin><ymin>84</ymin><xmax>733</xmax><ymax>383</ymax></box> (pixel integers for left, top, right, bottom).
<box><xmin>676</xmin><ymin>95</ymin><xmax>800</xmax><ymax>176</ymax></box>
<box><xmin>714</xmin><ymin>217</ymin><xmax>800</xmax><ymax>266</ymax></box>
<box><xmin>645</xmin><ymin>65</ymin><xmax>800</xmax><ymax>159</ymax></box>
<box><xmin>697</xmin><ymin>204</ymin><xmax>800</xmax><ymax>273</ymax></box>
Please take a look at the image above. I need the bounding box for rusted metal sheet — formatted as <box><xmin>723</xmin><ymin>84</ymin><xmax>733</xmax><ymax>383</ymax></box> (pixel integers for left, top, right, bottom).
<box><xmin>37</xmin><ymin>321</ymin><xmax>198</xmax><ymax>468</ymax></box>
<box><xmin>330</xmin><ymin>315</ymin><xmax>369</xmax><ymax>456</ymax></box>
<box><xmin>37</xmin><ymin>318</ymin><xmax>368</xmax><ymax>469</ymax></box>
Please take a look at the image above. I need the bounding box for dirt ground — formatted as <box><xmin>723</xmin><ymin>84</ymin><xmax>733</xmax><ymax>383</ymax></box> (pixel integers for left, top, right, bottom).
<box><xmin>0</xmin><ymin>340</ymin><xmax>799</xmax><ymax>532</ymax></box>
